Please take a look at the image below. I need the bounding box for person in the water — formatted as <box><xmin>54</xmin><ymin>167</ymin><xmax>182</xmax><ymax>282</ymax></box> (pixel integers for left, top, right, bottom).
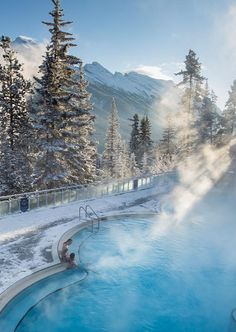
<box><xmin>61</xmin><ymin>238</ymin><xmax>72</xmax><ymax>262</ymax></box>
<box><xmin>67</xmin><ymin>252</ymin><xmax>77</xmax><ymax>269</ymax></box>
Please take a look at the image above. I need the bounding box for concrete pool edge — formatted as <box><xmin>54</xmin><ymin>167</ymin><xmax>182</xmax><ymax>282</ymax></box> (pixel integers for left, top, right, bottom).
<box><xmin>0</xmin><ymin>220</ymin><xmax>91</xmax><ymax>314</ymax></box>
<box><xmin>0</xmin><ymin>263</ymin><xmax>66</xmax><ymax>313</ymax></box>
<box><xmin>0</xmin><ymin>212</ymin><xmax>157</xmax><ymax>315</ymax></box>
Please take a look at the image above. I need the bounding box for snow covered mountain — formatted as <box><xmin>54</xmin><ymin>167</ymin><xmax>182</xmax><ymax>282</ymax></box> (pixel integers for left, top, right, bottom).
<box><xmin>11</xmin><ymin>37</ymin><xmax>176</xmax><ymax>149</ymax></box>
<box><xmin>83</xmin><ymin>62</ymin><xmax>175</xmax><ymax>149</ymax></box>
<box><xmin>85</xmin><ymin>61</ymin><xmax>170</xmax><ymax>97</ymax></box>
<box><xmin>11</xmin><ymin>36</ymin><xmax>47</xmax><ymax>80</ymax></box>
<box><xmin>12</xmin><ymin>36</ymin><xmax>38</xmax><ymax>48</ymax></box>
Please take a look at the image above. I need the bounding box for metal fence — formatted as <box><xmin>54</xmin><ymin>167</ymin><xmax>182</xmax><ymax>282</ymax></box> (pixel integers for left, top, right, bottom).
<box><xmin>0</xmin><ymin>172</ymin><xmax>177</xmax><ymax>217</ymax></box>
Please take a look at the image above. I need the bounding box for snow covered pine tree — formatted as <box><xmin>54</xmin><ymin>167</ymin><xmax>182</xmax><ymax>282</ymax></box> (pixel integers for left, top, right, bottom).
<box><xmin>223</xmin><ymin>80</ymin><xmax>236</xmax><ymax>139</ymax></box>
<box><xmin>31</xmin><ymin>0</ymin><xmax>96</xmax><ymax>189</ymax></box>
<box><xmin>138</xmin><ymin>115</ymin><xmax>153</xmax><ymax>170</ymax></box>
<box><xmin>175</xmin><ymin>49</ymin><xmax>205</xmax><ymax>156</ymax></box>
<box><xmin>0</xmin><ymin>36</ymin><xmax>32</xmax><ymax>195</ymax></box>
<box><xmin>102</xmin><ymin>98</ymin><xmax>124</xmax><ymax>179</ymax></box>
<box><xmin>158</xmin><ymin>114</ymin><xmax>176</xmax><ymax>170</ymax></box>
<box><xmin>129</xmin><ymin>113</ymin><xmax>140</xmax><ymax>163</ymax></box>
<box><xmin>198</xmin><ymin>83</ymin><xmax>221</xmax><ymax>145</ymax></box>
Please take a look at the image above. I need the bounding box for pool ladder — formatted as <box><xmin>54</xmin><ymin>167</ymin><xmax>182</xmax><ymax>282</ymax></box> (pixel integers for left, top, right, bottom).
<box><xmin>79</xmin><ymin>205</ymin><xmax>100</xmax><ymax>232</ymax></box>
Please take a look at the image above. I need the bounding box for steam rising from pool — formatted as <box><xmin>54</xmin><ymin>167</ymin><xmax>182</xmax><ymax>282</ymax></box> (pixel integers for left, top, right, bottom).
<box><xmin>161</xmin><ymin>140</ymin><xmax>232</xmax><ymax>223</ymax></box>
<box><xmin>94</xmin><ymin>137</ymin><xmax>236</xmax><ymax>278</ymax></box>
<box><xmin>9</xmin><ymin>131</ymin><xmax>236</xmax><ymax>332</ymax></box>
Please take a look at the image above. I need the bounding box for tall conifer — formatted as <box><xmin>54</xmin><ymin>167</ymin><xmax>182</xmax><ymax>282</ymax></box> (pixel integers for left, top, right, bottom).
<box><xmin>31</xmin><ymin>0</ymin><xmax>96</xmax><ymax>189</ymax></box>
<box><xmin>129</xmin><ymin>113</ymin><xmax>140</xmax><ymax>161</ymax></box>
<box><xmin>102</xmin><ymin>98</ymin><xmax>123</xmax><ymax>178</ymax></box>
<box><xmin>223</xmin><ymin>80</ymin><xmax>236</xmax><ymax>138</ymax></box>
<box><xmin>175</xmin><ymin>49</ymin><xmax>205</xmax><ymax>155</ymax></box>
<box><xmin>0</xmin><ymin>36</ymin><xmax>32</xmax><ymax>195</ymax></box>
<box><xmin>138</xmin><ymin>115</ymin><xmax>152</xmax><ymax>164</ymax></box>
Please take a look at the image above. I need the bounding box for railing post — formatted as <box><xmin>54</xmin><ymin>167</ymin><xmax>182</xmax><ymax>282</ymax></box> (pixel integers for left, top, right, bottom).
<box><xmin>8</xmin><ymin>198</ymin><xmax>11</xmax><ymax>214</ymax></box>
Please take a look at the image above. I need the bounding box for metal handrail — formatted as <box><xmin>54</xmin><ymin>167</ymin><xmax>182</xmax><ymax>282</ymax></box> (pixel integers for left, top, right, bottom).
<box><xmin>79</xmin><ymin>205</ymin><xmax>99</xmax><ymax>232</ymax></box>
<box><xmin>85</xmin><ymin>205</ymin><xmax>100</xmax><ymax>230</ymax></box>
<box><xmin>79</xmin><ymin>206</ymin><xmax>89</xmax><ymax>221</ymax></box>
<box><xmin>79</xmin><ymin>205</ymin><xmax>93</xmax><ymax>232</ymax></box>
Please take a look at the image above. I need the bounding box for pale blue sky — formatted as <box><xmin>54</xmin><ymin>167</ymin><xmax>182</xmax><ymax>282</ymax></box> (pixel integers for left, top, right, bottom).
<box><xmin>0</xmin><ymin>0</ymin><xmax>236</xmax><ymax>108</ymax></box>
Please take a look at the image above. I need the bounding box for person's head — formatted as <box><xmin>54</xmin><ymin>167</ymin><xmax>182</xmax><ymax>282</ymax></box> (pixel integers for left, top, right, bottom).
<box><xmin>70</xmin><ymin>253</ymin><xmax>75</xmax><ymax>260</ymax></box>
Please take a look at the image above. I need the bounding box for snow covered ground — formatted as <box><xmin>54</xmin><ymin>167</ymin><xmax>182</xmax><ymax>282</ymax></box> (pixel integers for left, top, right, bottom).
<box><xmin>0</xmin><ymin>182</ymin><xmax>174</xmax><ymax>294</ymax></box>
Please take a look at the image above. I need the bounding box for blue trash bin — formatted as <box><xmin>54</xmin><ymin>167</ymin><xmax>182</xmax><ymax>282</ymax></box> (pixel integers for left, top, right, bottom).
<box><xmin>20</xmin><ymin>197</ymin><xmax>29</xmax><ymax>212</ymax></box>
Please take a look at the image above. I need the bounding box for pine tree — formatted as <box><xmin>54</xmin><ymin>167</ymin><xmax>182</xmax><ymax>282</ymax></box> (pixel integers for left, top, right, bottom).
<box><xmin>175</xmin><ymin>49</ymin><xmax>205</xmax><ymax>155</ymax></box>
<box><xmin>102</xmin><ymin>98</ymin><xmax>123</xmax><ymax>178</ymax></box>
<box><xmin>0</xmin><ymin>36</ymin><xmax>32</xmax><ymax>195</ymax></box>
<box><xmin>128</xmin><ymin>152</ymin><xmax>140</xmax><ymax>177</ymax></box>
<box><xmin>160</xmin><ymin>114</ymin><xmax>176</xmax><ymax>155</ymax></box>
<box><xmin>199</xmin><ymin>84</ymin><xmax>218</xmax><ymax>145</ymax></box>
<box><xmin>136</xmin><ymin>115</ymin><xmax>153</xmax><ymax>174</ymax></box>
<box><xmin>158</xmin><ymin>114</ymin><xmax>176</xmax><ymax>170</ymax></box>
<box><xmin>129</xmin><ymin>113</ymin><xmax>140</xmax><ymax>161</ymax></box>
<box><xmin>175</xmin><ymin>50</ymin><xmax>205</xmax><ymax>113</ymax></box>
<box><xmin>31</xmin><ymin>0</ymin><xmax>96</xmax><ymax>189</ymax></box>
<box><xmin>138</xmin><ymin>115</ymin><xmax>152</xmax><ymax>164</ymax></box>
<box><xmin>223</xmin><ymin>80</ymin><xmax>236</xmax><ymax>138</ymax></box>
<box><xmin>141</xmin><ymin>152</ymin><xmax>149</xmax><ymax>174</ymax></box>
<box><xmin>115</xmin><ymin>140</ymin><xmax>132</xmax><ymax>179</ymax></box>
<box><xmin>67</xmin><ymin>61</ymin><xmax>97</xmax><ymax>184</ymax></box>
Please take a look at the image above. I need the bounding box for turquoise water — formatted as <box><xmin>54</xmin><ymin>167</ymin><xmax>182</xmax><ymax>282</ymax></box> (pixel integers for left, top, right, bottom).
<box><xmin>1</xmin><ymin>213</ymin><xmax>236</xmax><ymax>332</ymax></box>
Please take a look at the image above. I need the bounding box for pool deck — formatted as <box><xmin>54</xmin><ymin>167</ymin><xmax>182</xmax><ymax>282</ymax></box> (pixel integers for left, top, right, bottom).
<box><xmin>0</xmin><ymin>219</ymin><xmax>90</xmax><ymax>314</ymax></box>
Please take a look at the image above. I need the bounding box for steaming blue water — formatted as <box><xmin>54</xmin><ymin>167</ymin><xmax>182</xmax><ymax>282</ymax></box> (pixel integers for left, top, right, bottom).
<box><xmin>1</xmin><ymin>214</ymin><xmax>236</xmax><ymax>332</ymax></box>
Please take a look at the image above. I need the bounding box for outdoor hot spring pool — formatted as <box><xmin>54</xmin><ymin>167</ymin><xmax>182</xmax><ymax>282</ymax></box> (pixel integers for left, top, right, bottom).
<box><xmin>1</xmin><ymin>214</ymin><xmax>236</xmax><ymax>332</ymax></box>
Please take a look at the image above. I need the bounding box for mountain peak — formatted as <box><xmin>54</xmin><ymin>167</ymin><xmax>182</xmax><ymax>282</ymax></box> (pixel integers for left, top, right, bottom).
<box><xmin>84</xmin><ymin>62</ymin><xmax>114</xmax><ymax>86</ymax></box>
<box><xmin>84</xmin><ymin>61</ymin><xmax>173</xmax><ymax>97</ymax></box>
<box><xmin>85</xmin><ymin>62</ymin><xmax>113</xmax><ymax>75</ymax></box>
<box><xmin>13</xmin><ymin>36</ymin><xmax>38</xmax><ymax>47</ymax></box>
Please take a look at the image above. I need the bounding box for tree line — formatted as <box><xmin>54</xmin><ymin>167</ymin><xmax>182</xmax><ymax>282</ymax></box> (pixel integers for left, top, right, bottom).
<box><xmin>101</xmin><ymin>49</ymin><xmax>236</xmax><ymax>179</ymax></box>
<box><xmin>0</xmin><ymin>0</ymin><xmax>235</xmax><ymax>196</ymax></box>
<box><xmin>0</xmin><ymin>0</ymin><xmax>96</xmax><ymax>195</ymax></box>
